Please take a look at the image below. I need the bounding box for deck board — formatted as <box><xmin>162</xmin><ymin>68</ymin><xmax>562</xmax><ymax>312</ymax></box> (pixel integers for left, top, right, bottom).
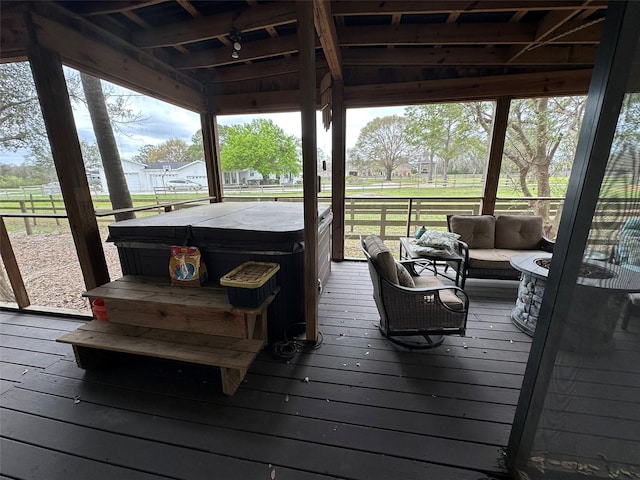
<box><xmin>0</xmin><ymin>260</ymin><xmax>557</xmax><ymax>479</ymax></box>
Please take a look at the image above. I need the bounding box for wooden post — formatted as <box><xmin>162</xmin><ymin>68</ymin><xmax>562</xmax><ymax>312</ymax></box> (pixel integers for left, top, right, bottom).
<box><xmin>482</xmin><ymin>97</ymin><xmax>511</xmax><ymax>215</ymax></box>
<box><xmin>0</xmin><ymin>217</ymin><xmax>30</xmax><ymax>308</ymax></box>
<box><xmin>201</xmin><ymin>112</ymin><xmax>223</xmax><ymax>203</ymax></box>
<box><xmin>49</xmin><ymin>195</ymin><xmax>60</xmax><ymax>226</ymax></box>
<box><xmin>18</xmin><ymin>201</ymin><xmax>32</xmax><ymax>235</ymax></box>
<box><xmin>27</xmin><ymin>36</ymin><xmax>110</xmax><ymax>290</ymax></box>
<box><xmin>331</xmin><ymin>79</ymin><xmax>346</xmax><ymax>261</ymax></box>
<box><xmin>405</xmin><ymin>198</ymin><xmax>414</xmax><ymax>238</ymax></box>
<box><xmin>29</xmin><ymin>194</ymin><xmax>36</xmax><ymax>226</ymax></box>
<box><xmin>298</xmin><ymin>1</ymin><xmax>318</xmax><ymax>343</ymax></box>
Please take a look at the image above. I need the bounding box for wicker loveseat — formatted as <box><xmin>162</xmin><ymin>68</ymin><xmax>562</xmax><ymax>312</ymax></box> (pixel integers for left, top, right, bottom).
<box><xmin>361</xmin><ymin>235</ymin><xmax>468</xmax><ymax>349</ymax></box>
<box><xmin>446</xmin><ymin>214</ymin><xmax>555</xmax><ymax>288</ymax></box>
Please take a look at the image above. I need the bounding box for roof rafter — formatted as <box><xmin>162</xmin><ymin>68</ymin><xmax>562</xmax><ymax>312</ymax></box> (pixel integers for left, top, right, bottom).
<box><xmin>70</xmin><ymin>0</ymin><xmax>165</xmax><ymax>17</ymax></box>
<box><xmin>132</xmin><ymin>2</ymin><xmax>296</xmax><ymax>48</ymax></box>
<box><xmin>314</xmin><ymin>0</ymin><xmax>342</xmax><ymax>80</ymax></box>
<box><xmin>341</xmin><ymin>45</ymin><xmax>597</xmax><ymax>66</ymax></box>
<box><xmin>332</xmin><ymin>1</ymin><xmax>606</xmax><ymax>16</ymax></box>
<box><xmin>508</xmin><ymin>8</ymin><xmax>581</xmax><ymax>62</ymax></box>
<box><xmin>171</xmin><ymin>35</ymin><xmax>308</xmax><ymax>69</ymax></box>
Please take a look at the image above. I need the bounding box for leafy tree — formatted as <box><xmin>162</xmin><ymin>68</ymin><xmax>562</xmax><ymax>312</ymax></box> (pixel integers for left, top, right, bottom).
<box><xmin>350</xmin><ymin>115</ymin><xmax>416</xmax><ymax>181</ymax></box>
<box><xmin>81</xmin><ymin>72</ymin><xmax>134</xmax><ymax>221</ymax></box>
<box><xmin>146</xmin><ymin>138</ymin><xmax>190</xmax><ymax>163</ymax></box>
<box><xmin>131</xmin><ymin>144</ymin><xmax>155</xmax><ymax>164</ymax></box>
<box><xmin>405</xmin><ymin>103</ymin><xmax>486</xmax><ymax>184</ymax></box>
<box><xmin>0</xmin><ymin>63</ymin><xmax>48</xmax><ymax>153</ymax></box>
<box><xmin>185</xmin><ymin>130</ymin><xmax>204</xmax><ymax>162</ymax></box>
<box><xmin>220</xmin><ymin>119</ymin><xmax>300</xmax><ymax>183</ymax></box>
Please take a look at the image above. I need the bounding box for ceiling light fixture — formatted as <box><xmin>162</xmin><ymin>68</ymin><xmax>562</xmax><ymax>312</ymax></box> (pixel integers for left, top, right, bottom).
<box><xmin>229</xmin><ymin>28</ymin><xmax>242</xmax><ymax>59</ymax></box>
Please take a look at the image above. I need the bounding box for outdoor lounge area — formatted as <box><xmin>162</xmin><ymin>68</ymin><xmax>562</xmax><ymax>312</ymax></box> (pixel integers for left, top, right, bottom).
<box><xmin>2</xmin><ymin>1</ymin><xmax>640</xmax><ymax>479</ymax></box>
<box><xmin>2</xmin><ymin>261</ymin><xmax>639</xmax><ymax>480</ymax></box>
<box><xmin>0</xmin><ymin>262</ymin><xmax>529</xmax><ymax>479</ymax></box>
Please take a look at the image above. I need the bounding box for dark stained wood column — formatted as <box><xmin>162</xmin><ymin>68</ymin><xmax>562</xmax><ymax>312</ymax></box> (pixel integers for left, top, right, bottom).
<box><xmin>482</xmin><ymin>97</ymin><xmax>511</xmax><ymax>215</ymax></box>
<box><xmin>0</xmin><ymin>217</ymin><xmax>30</xmax><ymax>308</ymax></box>
<box><xmin>201</xmin><ymin>112</ymin><xmax>223</xmax><ymax>203</ymax></box>
<box><xmin>298</xmin><ymin>0</ymin><xmax>318</xmax><ymax>342</ymax></box>
<box><xmin>27</xmin><ymin>41</ymin><xmax>110</xmax><ymax>291</ymax></box>
<box><xmin>331</xmin><ymin>79</ymin><xmax>346</xmax><ymax>260</ymax></box>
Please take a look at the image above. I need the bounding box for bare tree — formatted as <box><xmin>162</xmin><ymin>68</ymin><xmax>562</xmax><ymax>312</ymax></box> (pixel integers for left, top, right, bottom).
<box><xmin>351</xmin><ymin>116</ymin><xmax>416</xmax><ymax>181</ymax></box>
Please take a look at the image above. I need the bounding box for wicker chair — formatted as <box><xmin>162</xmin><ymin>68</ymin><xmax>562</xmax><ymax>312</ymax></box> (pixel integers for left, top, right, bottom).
<box><xmin>361</xmin><ymin>235</ymin><xmax>469</xmax><ymax>349</ymax></box>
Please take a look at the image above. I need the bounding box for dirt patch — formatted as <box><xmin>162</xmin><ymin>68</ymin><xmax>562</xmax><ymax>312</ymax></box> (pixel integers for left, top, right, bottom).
<box><xmin>2</xmin><ymin>230</ymin><xmax>123</xmax><ymax>313</ymax></box>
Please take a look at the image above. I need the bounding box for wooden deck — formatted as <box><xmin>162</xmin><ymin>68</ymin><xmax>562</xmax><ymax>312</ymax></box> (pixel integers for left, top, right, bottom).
<box><xmin>0</xmin><ymin>261</ymin><xmax>531</xmax><ymax>480</ymax></box>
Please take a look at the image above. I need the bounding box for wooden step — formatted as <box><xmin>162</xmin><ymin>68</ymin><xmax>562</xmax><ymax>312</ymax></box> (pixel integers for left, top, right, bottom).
<box><xmin>83</xmin><ymin>276</ymin><xmax>278</xmax><ymax>339</ymax></box>
<box><xmin>57</xmin><ymin>320</ymin><xmax>263</xmax><ymax>395</ymax></box>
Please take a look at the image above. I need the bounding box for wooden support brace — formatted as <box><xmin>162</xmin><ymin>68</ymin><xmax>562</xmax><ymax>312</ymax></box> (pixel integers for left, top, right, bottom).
<box><xmin>220</xmin><ymin>367</ymin><xmax>248</xmax><ymax>396</ymax></box>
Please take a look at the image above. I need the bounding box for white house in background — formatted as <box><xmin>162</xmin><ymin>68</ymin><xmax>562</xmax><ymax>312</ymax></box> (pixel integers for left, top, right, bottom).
<box><xmin>222</xmin><ymin>169</ymin><xmax>300</xmax><ymax>185</ymax></box>
<box><xmin>97</xmin><ymin>160</ymin><xmax>207</xmax><ymax>193</ymax></box>
<box><xmin>97</xmin><ymin>159</ymin><xmax>301</xmax><ymax>192</ymax></box>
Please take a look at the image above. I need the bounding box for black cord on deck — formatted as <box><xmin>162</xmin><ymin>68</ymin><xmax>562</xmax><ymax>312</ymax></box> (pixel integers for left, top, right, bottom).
<box><xmin>271</xmin><ymin>322</ymin><xmax>324</xmax><ymax>359</ymax></box>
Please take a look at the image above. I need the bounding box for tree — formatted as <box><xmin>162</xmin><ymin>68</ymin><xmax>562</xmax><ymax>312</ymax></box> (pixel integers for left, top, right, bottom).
<box><xmin>146</xmin><ymin>138</ymin><xmax>190</xmax><ymax>163</ymax></box>
<box><xmin>498</xmin><ymin>97</ymin><xmax>585</xmax><ymax>218</ymax></box>
<box><xmin>0</xmin><ymin>63</ymin><xmax>48</xmax><ymax>153</ymax></box>
<box><xmin>405</xmin><ymin>103</ymin><xmax>486</xmax><ymax>184</ymax></box>
<box><xmin>81</xmin><ymin>73</ymin><xmax>134</xmax><ymax>221</ymax></box>
<box><xmin>350</xmin><ymin>115</ymin><xmax>416</xmax><ymax>181</ymax></box>
<box><xmin>185</xmin><ymin>130</ymin><xmax>204</xmax><ymax>162</ymax></box>
<box><xmin>220</xmin><ymin>119</ymin><xmax>301</xmax><ymax>183</ymax></box>
<box><xmin>131</xmin><ymin>144</ymin><xmax>155</xmax><ymax>164</ymax></box>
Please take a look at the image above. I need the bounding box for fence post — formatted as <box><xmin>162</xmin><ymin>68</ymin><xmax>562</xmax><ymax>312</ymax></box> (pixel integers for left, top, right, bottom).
<box><xmin>29</xmin><ymin>194</ymin><xmax>37</xmax><ymax>226</ymax></box>
<box><xmin>49</xmin><ymin>195</ymin><xmax>60</xmax><ymax>225</ymax></box>
<box><xmin>405</xmin><ymin>198</ymin><xmax>413</xmax><ymax>237</ymax></box>
<box><xmin>380</xmin><ymin>205</ymin><xmax>387</xmax><ymax>239</ymax></box>
<box><xmin>349</xmin><ymin>198</ymin><xmax>355</xmax><ymax>232</ymax></box>
<box><xmin>19</xmin><ymin>201</ymin><xmax>32</xmax><ymax>235</ymax></box>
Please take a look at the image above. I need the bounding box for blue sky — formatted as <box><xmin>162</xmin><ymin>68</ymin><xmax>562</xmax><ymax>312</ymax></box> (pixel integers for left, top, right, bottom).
<box><xmin>0</xmin><ymin>71</ymin><xmax>405</xmax><ymax>165</ymax></box>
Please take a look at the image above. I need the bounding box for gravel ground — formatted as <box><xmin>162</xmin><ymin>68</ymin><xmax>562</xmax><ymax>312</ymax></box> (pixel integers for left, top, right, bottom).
<box><xmin>4</xmin><ymin>230</ymin><xmax>123</xmax><ymax>313</ymax></box>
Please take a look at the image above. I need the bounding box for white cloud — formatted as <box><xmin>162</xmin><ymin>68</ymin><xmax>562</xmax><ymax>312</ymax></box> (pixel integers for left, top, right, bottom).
<box><xmin>1</xmin><ymin>72</ymin><xmax>407</xmax><ymax>165</ymax></box>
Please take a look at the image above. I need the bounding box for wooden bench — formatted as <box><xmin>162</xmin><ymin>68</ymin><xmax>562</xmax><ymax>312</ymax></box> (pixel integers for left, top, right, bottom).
<box><xmin>57</xmin><ymin>275</ymin><xmax>278</xmax><ymax>396</ymax></box>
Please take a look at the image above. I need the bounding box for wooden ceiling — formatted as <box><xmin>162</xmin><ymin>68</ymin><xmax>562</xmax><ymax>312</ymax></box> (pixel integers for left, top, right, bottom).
<box><xmin>1</xmin><ymin>1</ymin><xmax>608</xmax><ymax>114</ymax></box>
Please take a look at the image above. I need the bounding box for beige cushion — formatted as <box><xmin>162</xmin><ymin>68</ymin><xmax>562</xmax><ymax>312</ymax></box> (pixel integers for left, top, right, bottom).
<box><xmin>413</xmin><ymin>275</ymin><xmax>464</xmax><ymax>310</ymax></box>
<box><xmin>449</xmin><ymin>215</ymin><xmax>495</xmax><ymax>249</ymax></box>
<box><xmin>468</xmin><ymin>248</ymin><xmax>528</xmax><ymax>269</ymax></box>
<box><xmin>395</xmin><ymin>262</ymin><xmax>415</xmax><ymax>287</ymax></box>
<box><xmin>365</xmin><ymin>235</ymin><xmax>399</xmax><ymax>284</ymax></box>
<box><xmin>495</xmin><ymin>215</ymin><xmax>543</xmax><ymax>250</ymax></box>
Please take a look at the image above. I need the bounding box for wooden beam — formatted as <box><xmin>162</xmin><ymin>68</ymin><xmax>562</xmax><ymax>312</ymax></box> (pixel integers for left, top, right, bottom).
<box><xmin>132</xmin><ymin>2</ymin><xmax>296</xmax><ymax>48</ymax></box>
<box><xmin>176</xmin><ymin>0</ymin><xmax>201</xmax><ymax>18</ymax></box>
<box><xmin>171</xmin><ymin>35</ymin><xmax>301</xmax><ymax>69</ymax></box>
<box><xmin>29</xmin><ymin>10</ymin><xmax>205</xmax><ymax>112</ymax></box>
<box><xmin>332</xmin><ymin>1</ymin><xmax>607</xmax><ymax>16</ymax></box>
<box><xmin>482</xmin><ymin>98</ymin><xmax>511</xmax><ymax>215</ymax></box>
<box><xmin>509</xmin><ymin>9</ymin><xmax>579</xmax><ymax>62</ymax></box>
<box><xmin>331</xmin><ymin>79</ymin><xmax>346</xmax><ymax>261</ymax></box>
<box><xmin>120</xmin><ymin>10</ymin><xmax>190</xmax><ymax>55</ymax></box>
<box><xmin>0</xmin><ymin>217</ymin><xmax>30</xmax><ymax>308</ymax></box>
<box><xmin>0</xmin><ymin>15</ymin><xmax>29</xmax><ymax>62</ymax></box>
<box><xmin>201</xmin><ymin>113</ymin><xmax>223</xmax><ymax>203</ymax></box>
<box><xmin>26</xmin><ymin>41</ymin><xmax>110</xmax><ymax>291</ymax></box>
<box><xmin>70</xmin><ymin>1</ymin><xmax>164</xmax><ymax>16</ymax></box>
<box><xmin>337</xmin><ymin>23</ymin><xmax>538</xmax><ymax>46</ymax></box>
<box><xmin>343</xmin><ymin>69</ymin><xmax>593</xmax><ymax>107</ymax></box>
<box><xmin>298</xmin><ymin>1</ymin><xmax>319</xmax><ymax>343</ymax></box>
<box><xmin>313</xmin><ymin>0</ymin><xmax>342</xmax><ymax>80</ymax></box>
<box><xmin>341</xmin><ymin>45</ymin><xmax>597</xmax><ymax>66</ymax></box>
<box><xmin>551</xmin><ymin>18</ymin><xmax>604</xmax><ymax>44</ymax></box>
<box><xmin>202</xmin><ymin>57</ymin><xmax>328</xmax><ymax>84</ymax></box>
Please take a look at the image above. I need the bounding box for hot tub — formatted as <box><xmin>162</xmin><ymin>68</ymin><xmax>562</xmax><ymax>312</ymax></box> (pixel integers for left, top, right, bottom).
<box><xmin>108</xmin><ymin>201</ymin><xmax>332</xmax><ymax>342</ymax></box>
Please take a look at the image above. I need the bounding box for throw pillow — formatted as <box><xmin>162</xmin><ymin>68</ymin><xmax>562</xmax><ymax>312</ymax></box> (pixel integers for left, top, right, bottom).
<box><xmin>395</xmin><ymin>262</ymin><xmax>415</xmax><ymax>287</ymax></box>
<box><xmin>416</xmin><ymin>229</ymin><xmax>459</xmax><ymax>249</ymax></box>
